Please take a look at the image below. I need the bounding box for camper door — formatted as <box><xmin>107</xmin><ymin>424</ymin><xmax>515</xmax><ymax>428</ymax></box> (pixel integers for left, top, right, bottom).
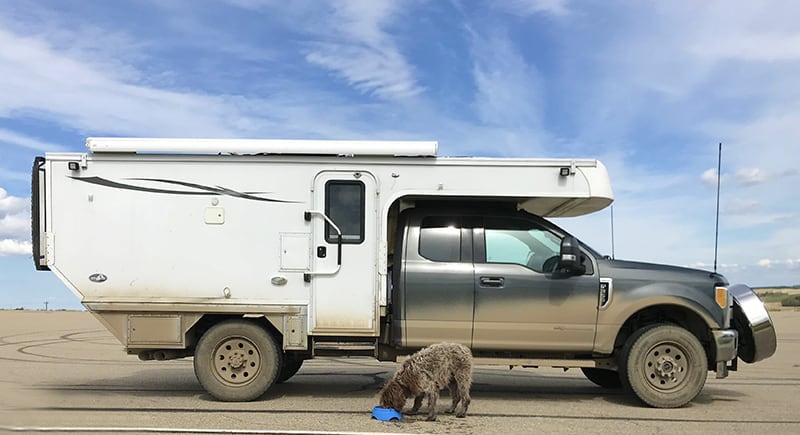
<box><xmin>309</xmin><ymin>171</ymin><xmax>377</xmax><ymax>334</ymax></box>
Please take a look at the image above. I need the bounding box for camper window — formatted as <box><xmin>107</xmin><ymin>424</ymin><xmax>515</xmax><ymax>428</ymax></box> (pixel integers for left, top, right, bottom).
<box><xmin>324</xmin><ymin>180</ymin><xmax>365</xmax><ymax>244</ymax></box>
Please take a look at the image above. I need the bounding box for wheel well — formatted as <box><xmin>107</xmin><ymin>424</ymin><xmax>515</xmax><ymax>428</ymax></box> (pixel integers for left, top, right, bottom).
<box><xmin>186</xmin><ymin>315</ymin><xmax>283</xmax><ymax>351</ymax></box>
<box><xmin>613</xmin><ymin>305</ymin><xmax>715</xmax><ymax>369</ymax></box>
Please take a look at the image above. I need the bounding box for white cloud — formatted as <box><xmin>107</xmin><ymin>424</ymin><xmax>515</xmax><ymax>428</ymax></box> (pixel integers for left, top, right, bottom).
<box><xmin>0</xmin><ymin>27</ymin><xmax>247</xmax><ymax>137</ymax></box>
<box><xmin>758</xmin><ymin>258</ymin><xmax>800</xmax><ymax>269</ymax></box>
<box><xmin>690</xmin><ymin>33</ymin><xmax>800</xmax><ymax>63</ymax></box>
<box><xmin>724</xmin><ymin>198</ymin><xmax>759</xmax><ymax>215</ymax></box>
<box><xmin>304</xmin><ymin>1</ymin><xmax>422</xmax><ymax>100</ymax></box>
<box><xmin>0</xmin><ymin>187</ymin><xmax>27</xmax><ymax>214</ymax></box>
<box><xmin>471</xmin><ymin>32</ymin><xmax>544</xmax><ymax>130</ymax></box>
<box><xmin>496</xmin><ymin>0</ymin><xmax>570</xmax><ymax>17</ymax></box>
<box><xmin>701</xmin><ymin>168</ymin><xmax>719</xmax><ymax>188</ymax></box>
<box><xmin>736</xmin><ymin>167</ymin><xmax>768</xmax><ymax>186</ymax></box>
<box><xmin>0</xmin><ymin>128</ymin><xmax>66</xmax><ymax>152</ymax></box>
<box><xmin>0</xmin><ymin>239</ymin><xmax>31</xmax><ymax>256</ymax></box>
<box><xmin>0</xmin><ymin>188</ymin><xmax>30</xmax><ymax>253</ymax></box>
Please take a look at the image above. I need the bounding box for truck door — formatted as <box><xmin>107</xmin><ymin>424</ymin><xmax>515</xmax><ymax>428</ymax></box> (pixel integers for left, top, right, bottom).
<box><xmin>472</xmin><ymin>216</ymin><xmax>599</xmax><ymax>352</ymax></box>
<box><xmin>308</xmin><ymin>171</ymin><xmax>377</xmax><ymax>334</ymax></box>
<box><xmin>400</xmin><ymin>214</ymin><xmax>475</xmax><ymax>347</ymax></box>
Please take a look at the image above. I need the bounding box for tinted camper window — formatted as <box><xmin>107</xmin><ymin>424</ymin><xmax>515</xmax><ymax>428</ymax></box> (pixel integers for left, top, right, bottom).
<box><xmin>325</xmin><ymin>181</ymin><xmax>365</xmax><ymax>244</ymax></box>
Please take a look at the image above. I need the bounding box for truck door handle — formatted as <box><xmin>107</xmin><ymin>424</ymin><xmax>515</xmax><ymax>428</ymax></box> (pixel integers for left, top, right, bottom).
<box><xmin>480</xmin><ymin>277</ymin><xmax>505</xmax><ymax>287</ymax></box>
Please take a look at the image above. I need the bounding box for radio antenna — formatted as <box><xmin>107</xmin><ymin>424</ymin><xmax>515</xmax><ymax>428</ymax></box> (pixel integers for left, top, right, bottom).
<box><xmin>713</xmin><ymin>142</ymin><xmax>722</xmax><ymax>273</ymax></box>
<box><xmin>610</xmin><ymin>205</ymin><xmax>616</xmax><ymax>259</ymax></box>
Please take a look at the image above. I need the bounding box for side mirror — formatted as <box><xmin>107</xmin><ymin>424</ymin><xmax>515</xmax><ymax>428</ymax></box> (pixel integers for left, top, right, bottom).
<box><xmin>559</xmin><ymin>236</ymin><xmax>585</xmax><ymax>275</ymax></box>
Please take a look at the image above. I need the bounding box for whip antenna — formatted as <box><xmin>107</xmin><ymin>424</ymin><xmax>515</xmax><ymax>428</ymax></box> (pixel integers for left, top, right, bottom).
<box><xmin>610</xmin><ymin>205</ymin><xmax>615</xmax><ymax>259</ymax></box>
<box><xmin>714</xmin><ymin>142</ymin><xmax>722</xmax><ymax>273</ymax></box>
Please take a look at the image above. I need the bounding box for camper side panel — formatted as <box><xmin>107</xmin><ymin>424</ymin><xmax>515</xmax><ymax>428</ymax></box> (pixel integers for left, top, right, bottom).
<box><xmin>46</xmin><ymin>157</ymin><xmax>313</xmax><ymax>307</ymax></box>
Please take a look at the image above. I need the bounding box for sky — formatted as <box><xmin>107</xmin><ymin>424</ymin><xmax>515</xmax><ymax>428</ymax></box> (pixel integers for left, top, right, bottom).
<box><xmin>0</xmin><ymin>0</ymin><xmax>798</xmax><ymax>310</ymax></box>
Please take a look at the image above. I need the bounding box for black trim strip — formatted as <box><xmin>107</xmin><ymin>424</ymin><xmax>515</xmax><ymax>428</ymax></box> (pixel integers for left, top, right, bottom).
<box><xmin>69</xmin><ymin>176</ymin><xmax>299</xmax><ymax>203</ymax></box>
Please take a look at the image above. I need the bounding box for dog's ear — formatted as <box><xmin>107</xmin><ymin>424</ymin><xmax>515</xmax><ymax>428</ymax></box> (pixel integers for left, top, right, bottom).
<box><xmin>379</xmin><ymin>381</ymin><xmax>407</xmax><ymax>411</ymax></box>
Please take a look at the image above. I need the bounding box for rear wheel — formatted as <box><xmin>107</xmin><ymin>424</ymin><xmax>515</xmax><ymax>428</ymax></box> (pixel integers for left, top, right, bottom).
<box><xmin>581</xmin><ymin>367</ymin><xmax>622</xmax><ymax>389</ymax></box>
<box><xmin>621</xmin><ymin>324</ymin><xmax>707</xmax><ymax>408</ymax></box>
<box><xmin>194</xmin><ymin>319</ymin><xmax>280</xmax><ymax>401</ymax></box>
<box><xmin>276</xmin><ymin>356</ymin><xmax>304</xmax><ymax>383</ymax></box>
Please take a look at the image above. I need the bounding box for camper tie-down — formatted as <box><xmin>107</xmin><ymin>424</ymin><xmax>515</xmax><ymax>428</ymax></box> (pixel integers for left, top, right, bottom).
<box><xmin>32</xmin><ymin>137</ymin><xmax>776</xmax><ymax>407</ymax></box>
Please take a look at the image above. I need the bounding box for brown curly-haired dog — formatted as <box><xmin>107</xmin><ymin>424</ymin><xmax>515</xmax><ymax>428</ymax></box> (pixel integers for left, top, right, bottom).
<box><xmin>379</xmin><ymin>342</ymin><xmax>472</xmax><ymax>421</ymax></box>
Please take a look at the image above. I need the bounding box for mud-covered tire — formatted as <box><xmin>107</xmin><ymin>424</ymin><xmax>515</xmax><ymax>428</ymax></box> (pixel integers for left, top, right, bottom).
<box><xmin>621</xmin><ymin>324</ymin><xmax>707</xmax><ymax>408</ymax></box>
<box><xmin>581</xmin><ymin>367</ymin><xmax>622</xmax><ymax>389</ymax></box>
<box><xmin>194</xmin><ymin>319</ymin><xmax>280</xmax><ymax>401</ymax></box>
<box><xmin>275</xmin><ymin>356</ymin><xmax>304</xmax><ymax>383</ymax></box>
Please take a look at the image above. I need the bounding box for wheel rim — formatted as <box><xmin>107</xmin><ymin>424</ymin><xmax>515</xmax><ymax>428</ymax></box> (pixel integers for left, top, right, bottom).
<box><xmin>211</xmin><ymin>336</ymin><xmax>261</xmax><ymax>386</ymax></box>
<box><xmin>643</xmin><ymin>342</ymin><xmax>689</xmax><ymax>391</ymax></box>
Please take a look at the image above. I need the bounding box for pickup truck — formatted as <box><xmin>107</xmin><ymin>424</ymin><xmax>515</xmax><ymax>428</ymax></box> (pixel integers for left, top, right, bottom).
<box><xmin>33</xmin><ymin>138</ymin><xmax>777</xmax><ymax>408</ymax></box>
<box><xmin>385</xmin><ymin>205</ymin><xmax>776</xmax><ymax>408</ymax></box>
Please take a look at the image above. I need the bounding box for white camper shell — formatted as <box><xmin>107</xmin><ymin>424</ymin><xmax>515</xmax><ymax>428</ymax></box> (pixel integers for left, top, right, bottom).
<box><xmin>33</xmin><ymin>137</ymin><xmax>613</xmax><ymax>398</ymax></box>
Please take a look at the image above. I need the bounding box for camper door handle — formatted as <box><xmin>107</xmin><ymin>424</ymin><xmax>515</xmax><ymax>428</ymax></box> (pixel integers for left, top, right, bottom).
<box><xmin>303</xmin><ymin>210</ymin><xmax>343</xmax><ymax>281</ymax></box>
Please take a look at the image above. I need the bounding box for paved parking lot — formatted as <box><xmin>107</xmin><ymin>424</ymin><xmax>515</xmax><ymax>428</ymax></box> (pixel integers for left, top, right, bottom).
<box><xmin>1</xmin><ymin>310</ymin><xmax>799</xmax><ymax>434</ymax></box>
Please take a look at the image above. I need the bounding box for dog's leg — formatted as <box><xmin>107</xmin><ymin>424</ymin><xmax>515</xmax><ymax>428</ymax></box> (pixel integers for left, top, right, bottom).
<box><xmin>456</xmin><ymin>383</ymin><xmax>470</xmax><ymax>418</ymax></box>
<box><xmin>408</xmin><ymin>395</ymin><xmax>423</xmax><ymax>414</ymax></box>
<box><xmin>446</xmin><ymin>381</ymin><xmax>459</xmax><ymax>414</ymax></box>
<box><xmin>425</xmin><ymin>391</ymin><xmax>439</xmax><ymax>421</ymax></box>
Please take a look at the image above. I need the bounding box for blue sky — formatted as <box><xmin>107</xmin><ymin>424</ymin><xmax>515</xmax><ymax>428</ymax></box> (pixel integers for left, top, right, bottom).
<box><xmin>0</xmin><ymin>0</ymin><xmax>798</xmax><ymax>309</ymax></box>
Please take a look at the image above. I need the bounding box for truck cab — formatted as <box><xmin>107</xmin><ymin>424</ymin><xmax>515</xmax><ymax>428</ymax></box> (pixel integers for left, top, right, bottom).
<box><xmin>388</xmin><ymin>203</ymin><xmax>776</xmax><ymax>408</ymax></box>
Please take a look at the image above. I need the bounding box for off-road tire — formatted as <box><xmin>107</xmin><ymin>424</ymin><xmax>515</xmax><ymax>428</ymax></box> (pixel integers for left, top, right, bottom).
<box><xmin>620</xmin><ymin>324</ymin><xmax>707</xmax><ymax>408</ymax></box>
<box><xmin>581</xmin><ymin>367</ymin><xmax>622</xmax><ymax>389</ymax></box>
<box><xmin>275</xmin><ymin>356</ymin><xmax>304</xmax><ymax>383</ymax></box>
<box><xmin>194</xmin><ymin>319</ymin><xmax>280</xmax><ymax>401</ymax></box>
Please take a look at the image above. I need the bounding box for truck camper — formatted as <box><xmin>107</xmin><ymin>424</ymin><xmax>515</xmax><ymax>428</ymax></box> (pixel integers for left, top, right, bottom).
<box><xmin>32</xmin><ymin>138</ymin><xmax>775</xmax><ymax>407</ymax></box>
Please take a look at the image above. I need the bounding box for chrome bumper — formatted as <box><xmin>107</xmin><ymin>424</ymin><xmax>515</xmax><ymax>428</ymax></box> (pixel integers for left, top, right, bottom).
<box><xmin>713</xmin><ymin>329</ymin><xmax>738</xmax><ymax>362</ymax></box>
<box><xmin>730</xmin><ymin>283</ymin><xmax>778</xmax><ymax>363</ymax></box>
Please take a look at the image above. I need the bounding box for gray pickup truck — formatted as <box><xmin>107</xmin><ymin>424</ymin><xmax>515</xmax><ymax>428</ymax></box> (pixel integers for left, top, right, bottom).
<box><xmin>384</xmin><ymin>205</ymin><xmax>776</xmax><ymax>408</ymax></box>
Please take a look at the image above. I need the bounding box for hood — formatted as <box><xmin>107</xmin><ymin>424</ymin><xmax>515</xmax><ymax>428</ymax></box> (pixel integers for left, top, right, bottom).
<box><xmin>597</xmin><ymin>259</ymin><xmax>728</xmax><ymax>287</ymax></box>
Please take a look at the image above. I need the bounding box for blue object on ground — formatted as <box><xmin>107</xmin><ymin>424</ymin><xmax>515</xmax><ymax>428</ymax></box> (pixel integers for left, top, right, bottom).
<box><xmin>371</xmin><ymin>406</ymin><xmax>402</xmax><ymax>421</ymax></box>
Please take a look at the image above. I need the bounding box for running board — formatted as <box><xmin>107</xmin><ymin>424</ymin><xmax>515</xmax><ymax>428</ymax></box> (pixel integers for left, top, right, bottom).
<box><xmin>312</xmin><ymin>339</ymin><xmax>378</xmax><ymax>357</ymax></box>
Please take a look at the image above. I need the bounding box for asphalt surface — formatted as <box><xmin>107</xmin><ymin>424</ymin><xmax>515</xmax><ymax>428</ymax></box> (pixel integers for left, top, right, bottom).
<box><xmin>1</xmin><ymin>310</ymin><xmax>799</xmax><ymax>434</ymax></box>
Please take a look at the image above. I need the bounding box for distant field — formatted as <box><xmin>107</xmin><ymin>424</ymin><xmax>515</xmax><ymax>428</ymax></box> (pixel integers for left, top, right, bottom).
<box><xmin>754</xmin><ymin>287</ymin><xmax>800</xmax><ymax>308</ymax></box>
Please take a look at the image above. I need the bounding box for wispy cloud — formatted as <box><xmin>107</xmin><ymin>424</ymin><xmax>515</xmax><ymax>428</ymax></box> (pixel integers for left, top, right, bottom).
<box><xmin>0</xmin><ymin>128</ymin><xmax>66</xmax><ymax>152</ymax></box>
<box><xmin>303</xmin><ymin>1</ymin><xmax>422</xmax><ymax>100</ymax></box>
<box><xmin>735</xmin><ymin>167</ymin><xmax>768</xmax><ymax>186</ymax></box>
<box><xmin>494</xmin><ymin>0</ymin><xmax>570</xmax><ymax>17</ymax></box>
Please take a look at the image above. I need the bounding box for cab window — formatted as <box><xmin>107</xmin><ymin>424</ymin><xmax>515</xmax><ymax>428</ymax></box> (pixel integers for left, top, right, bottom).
<box><xmin>484</xmin><ymin>217</ymin><xmax>562</xmax><ymax>273</ymax></box>
<box><xmin>419</xmin><ymin>216</ymin><xmax>461</xmax><ymax>262</ymax></box>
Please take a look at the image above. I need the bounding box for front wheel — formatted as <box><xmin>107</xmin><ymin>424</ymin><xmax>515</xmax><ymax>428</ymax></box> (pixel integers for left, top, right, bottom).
<box><xmin>621</xmin><ymin>324</ymin><xmax>707</xmax><ymax>408</ymax></box>
<box><xmin>194</xmin><ymin>319</ymin><xmax>280</xmax><ymax>401</ymax></box>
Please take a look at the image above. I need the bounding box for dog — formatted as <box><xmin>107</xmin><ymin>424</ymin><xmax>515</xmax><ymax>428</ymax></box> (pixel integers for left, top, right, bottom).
<box><xmin>379</xmin><ymin>342</ymin><xmax>472</xmax><ymax>421</ymax></box>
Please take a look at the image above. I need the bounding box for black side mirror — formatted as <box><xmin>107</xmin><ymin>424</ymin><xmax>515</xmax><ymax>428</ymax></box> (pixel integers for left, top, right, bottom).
<box><xmin>559</xmin><ymin>236</ymin><xmax>586</xmax><ymax>275</ymax></box>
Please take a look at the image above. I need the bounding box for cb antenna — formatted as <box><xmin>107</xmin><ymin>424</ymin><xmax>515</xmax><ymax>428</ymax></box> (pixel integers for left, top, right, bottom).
<box><xmin>713</xmin><ymin>142</ymin><xmax>722</xmax><ymax>273</ymax></box>
<box><xmin>610</xmin><ymin>205</ymin><xmax>615</xmax><ymax>259</ymax></box>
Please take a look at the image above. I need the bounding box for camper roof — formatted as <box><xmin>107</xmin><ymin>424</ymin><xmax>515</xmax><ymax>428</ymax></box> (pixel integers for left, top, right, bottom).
<box><xmin>85</xmin><ymin>137</ymin><xmax>438</xmax><ymax>157</ymax></box>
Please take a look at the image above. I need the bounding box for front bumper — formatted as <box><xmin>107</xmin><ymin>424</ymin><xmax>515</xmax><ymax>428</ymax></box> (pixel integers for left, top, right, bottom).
<box><xmin>713</xmin><ymin>329</ymin><xmax>738</xmax><ymax>363</ymax></box>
